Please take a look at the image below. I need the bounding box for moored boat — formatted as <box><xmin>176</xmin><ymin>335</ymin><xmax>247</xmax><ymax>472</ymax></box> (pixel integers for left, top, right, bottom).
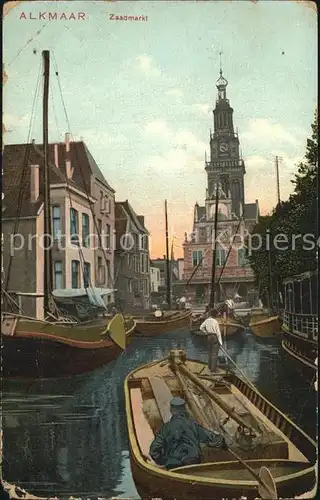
<box><xmin>125</xmin><ymin>350</ymin><xmax>316</xmax><ymax>500</ymax></box>
<box><xmin>250</xmin><ymin>315</ymin><xmax>281</xmax><ymax>338</ymax></box>
<box><xmin>280</xmin><ymin>271</ymin><xmax>318</xmax><ymax>378</ymax></box>
<box><xmin>134</xmin><ymin>309</ymin><xmax>192</xmax><ymax>336</ymax></box>
<box><xmin>192</xmin><ymin>317</ymin><xmax>242</xmax><ymax>337</ymax></box>
<box><xmin>2</xmin><ymin>313</ymin><xmax>136</xmax><ymax>379</ymax></box>
<box><xmin>282</xmin><ymin>339</ymin><xmax>317</xmax><ymax>381</ymax></box>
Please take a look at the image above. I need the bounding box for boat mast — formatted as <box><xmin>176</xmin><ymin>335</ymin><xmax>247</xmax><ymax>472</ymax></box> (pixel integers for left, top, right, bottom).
<box><xmin>42</xmin><ymin>50</ymin><xmax>53</xmax><ymax>314</ymax></box>
<box><xmin>267</xmin><ymin>238</ymin><xmax>273</xmax><ymax>311</ymax></box>
<box><xmin>165</xmin><ymin>200</ymin><xmax>171</xmax><ymax>309</ymax></box>
<box><xmin>209</xmin><ymin>182</ymin><xmax>219</xmax><ymax>308</ymax></box>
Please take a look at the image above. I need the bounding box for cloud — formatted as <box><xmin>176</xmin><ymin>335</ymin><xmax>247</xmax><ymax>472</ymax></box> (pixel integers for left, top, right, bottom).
<box><xmin>143</xmin><ymin>120</ymin><xmax>207</xmax><ymax>159</ymax></box>
<box><xmin>242</xmin><ymin>118</ymin><xmax>299</xmax><ymax>146</ymax></box>
<box><xmin>144</xmin><ymin>120</ymin><xmax>172</xmax><ymax>137</ymax></box>
<box><xmin>77</xmin><ymin>130</ymin><xmax>126</xmax><ymax>147</ymax></box>
<box><xmin>166</xmin><ymin>88</ymin><xmax>183</xmax><ymax>99</ymax></box>
<box><xmin>136</xmin><ymin>54</ymin><xmax>161</xmax><ymax>77</ymax></box>
<box><xmin>191</xmin><ymin>103</ymin><xmax>212</xmax><ymax>115</ymax></box>
<box><xmin>3</xmin><ymin>113</ymin><xmax>30</xmax><ymax>131</ymax></box>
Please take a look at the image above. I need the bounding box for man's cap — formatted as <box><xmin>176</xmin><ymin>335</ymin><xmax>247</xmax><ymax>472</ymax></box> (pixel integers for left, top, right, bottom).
<box><xmin>170</xmin><ymin>397</ymin><xmax>186</xmax><ymax>408</ymax></box>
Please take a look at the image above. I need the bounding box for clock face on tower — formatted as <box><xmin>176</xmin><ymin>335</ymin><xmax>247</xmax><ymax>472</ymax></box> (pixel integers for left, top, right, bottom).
<box><xmin>219</xmin><ymin>142</ymin><xmax>229</xmax><ymax>153</ymax></box>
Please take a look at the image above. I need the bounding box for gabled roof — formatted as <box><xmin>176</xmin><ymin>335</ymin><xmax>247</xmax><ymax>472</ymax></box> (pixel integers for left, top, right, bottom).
<box><xmin>82</xmin><ymin>143</ymin><xmax>115</xmax><ymax>193</ymax></box>
<box><xmin>116</xmin><ymin>200</ymin><xmax>149</xmax><ymax>235</ymax></box>
<box><xmin>2</xmin><ymin>142</ymin><xmax>80</xmax><ymax>218</ymax></box>
<box><xmin>3</xmin><ymin>141</ymin><xmax>115</xmax><ymax>218</ymax></box>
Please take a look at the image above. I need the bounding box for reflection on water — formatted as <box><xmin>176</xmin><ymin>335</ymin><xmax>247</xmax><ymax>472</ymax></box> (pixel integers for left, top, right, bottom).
<box><xmin>2</xmin><ymin>329</ymin><xmax>317</xmax><ymax>498</ymax></box>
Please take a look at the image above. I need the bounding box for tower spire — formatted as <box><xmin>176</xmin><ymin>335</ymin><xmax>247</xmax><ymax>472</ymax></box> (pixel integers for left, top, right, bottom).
<box><xmin>219</xmin><ymin>51</ymin><xmax>223</xmax><ymax>75</ymax></box>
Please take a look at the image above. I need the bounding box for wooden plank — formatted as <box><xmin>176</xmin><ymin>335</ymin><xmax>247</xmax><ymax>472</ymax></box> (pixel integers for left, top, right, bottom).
<box><xmin>130</xmin><ymin>388</ymin><xmax>155</xmax><ymax>460</ymax></box>
<box><xmin>149</xmin><ymin>376</ymin><xmax>173</xmax><ymax>423</ymax></box>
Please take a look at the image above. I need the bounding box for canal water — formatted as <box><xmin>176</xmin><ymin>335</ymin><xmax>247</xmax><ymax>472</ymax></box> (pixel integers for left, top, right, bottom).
<box><xmin>2</xmin><ymin>328</ymin><xmax>317</xmax><ymax>499</ymax></box>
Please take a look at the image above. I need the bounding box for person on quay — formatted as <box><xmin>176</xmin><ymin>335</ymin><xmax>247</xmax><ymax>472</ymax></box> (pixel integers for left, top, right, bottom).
<box><xmin>149</xmin><ymin>397</ymin><xmax>228</xmax><ymax>469</ymax></box>
<box><xmin>199</xmin><ymin>309</ymin><xmax>223</xmax><ymax>372</ymax></box>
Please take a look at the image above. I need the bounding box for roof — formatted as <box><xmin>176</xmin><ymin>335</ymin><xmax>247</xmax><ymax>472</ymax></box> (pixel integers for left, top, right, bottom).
<box><xmin>116</xmin><ymin>200</ymin><xmax>149</xmax><ymax>235</ymax></box>
<box><xmin>243</xmin><ymin>202</ymin><xmax>258</xmax><ymax>221</ymax></box>
<box><xmin>2</xmin><ymin>142</ymin><xmax>75</xmax><ymax>218</ymax></box>
<box><xmin>3</xmin><ymin>141</ymin><xmax>115</xmax><ymax>218</ymax></box>
<box><xmin>82</xmin><ymin>143</ymin><xmax>115</xmax><ymax>193</ymax></box>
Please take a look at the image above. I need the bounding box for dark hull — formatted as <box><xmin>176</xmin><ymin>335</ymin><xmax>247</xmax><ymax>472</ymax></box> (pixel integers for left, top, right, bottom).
<box><xmin>2</xmin><ymin>321</ymin><xmax>136</xmax><ymax>379</ymax></box>
<box><xmin>134</xmin><ymin>310</ymin><xmax>192</xmax><ymax>336</ymax></box>
<box><xmin>282</xmin><ymin>340</ymin><xmax>317</xmax><ymax>382</ymax></box>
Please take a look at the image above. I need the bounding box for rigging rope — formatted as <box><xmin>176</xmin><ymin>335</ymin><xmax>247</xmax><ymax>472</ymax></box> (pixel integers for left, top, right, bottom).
<box><xmin>4</xmin><ymin>60</ymin><xmax>42</xmax><ymax>292</ymax></box>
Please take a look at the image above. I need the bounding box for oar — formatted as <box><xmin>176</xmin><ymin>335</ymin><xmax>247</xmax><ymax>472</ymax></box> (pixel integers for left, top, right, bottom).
<box><xmin>168</xmin><ymin>351</ymin><xmax>278</xmax><ymax>499</ymax></box>
<box><xmin>174</xmin><ymin>361</ymin><xmax>257</xmax><ymax>434</ymax></box>
<box><xmin>106</xmin><ymin>313</ymin><xmax>126</xmax><ymax>349</ymax></box>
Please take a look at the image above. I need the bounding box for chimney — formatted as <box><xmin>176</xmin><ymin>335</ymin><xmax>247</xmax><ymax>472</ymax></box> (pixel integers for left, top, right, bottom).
<box><xmin>30</xmin><ymin>165</ymin><xmax>39</xmax><ymax>203</ymax></box>
<box><xmin>65</xmin><ymin>132</ymin><xmax>73</xmax><ymax>179</ymax></box>
<box><xmin>65</xmin><ymin>132</ymin><xmax>70</xmax><ymax>152</ymax></box>
<box><xmin>54</xmin><ymin>144</ymin><xmax>59</xmax><ymax>168</ymax></box>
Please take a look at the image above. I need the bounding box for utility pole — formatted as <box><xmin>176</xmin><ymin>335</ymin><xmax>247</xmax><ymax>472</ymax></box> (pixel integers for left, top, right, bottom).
<box><xmin>274</xmin><ymin>156</ymin><xmax>282</xmax><ymax>206</ymax></box>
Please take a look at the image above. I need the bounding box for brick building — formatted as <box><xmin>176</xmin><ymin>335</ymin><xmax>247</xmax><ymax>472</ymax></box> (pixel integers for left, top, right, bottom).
<box><xmin>2</xmin><ymin>136</ymin><xmax>115</xmax><ymax>318</ymax></box>
<box><xmin>114</xmin><ymin>201</ymin><xmax>150</xmax><ymax>310</ymax></box>
<box><xmin>180</xmin><ymin>69</ymin><xmax>259</xmax><ymax>304</ymax></box>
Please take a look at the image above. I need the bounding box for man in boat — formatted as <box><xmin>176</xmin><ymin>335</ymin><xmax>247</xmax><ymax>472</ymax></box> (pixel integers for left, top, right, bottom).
<box><xmin>199</xmin><ymin>309</ymin><xmax>223</xmax><ymax>372</ymax></box>
<box><xmin>149</xmin><ymin>397</ymin><xmax>227</xmax><ymax>469</ymax></box>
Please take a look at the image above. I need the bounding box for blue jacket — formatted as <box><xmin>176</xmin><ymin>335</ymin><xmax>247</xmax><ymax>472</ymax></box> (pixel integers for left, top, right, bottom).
<box><xmin>149</xmin><ymin>413</ymin><xmax>224</xmax><ymax>469</ymax></box>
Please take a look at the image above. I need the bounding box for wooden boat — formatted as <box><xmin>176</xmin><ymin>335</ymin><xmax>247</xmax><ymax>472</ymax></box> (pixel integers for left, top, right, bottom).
<box><xmin>2</xmin><ymin>313</ymin><xmax>136</xmax><ymax>379</ymax></box>
<box><xmin>192</xmin><ymin>317</ymin><xmax>242</xmax><ymax>337</ymax></box>
<box><xmin>250</xmin><ymin>315</ymin><xmax>281</xmax><ymax>338</ymax></box>
<box><xmin>282</xmin><ymin>339</ymin><xmax>317</xmax><ymax>381</ymax></box>
<box><xmin>191</xmin><ymin>309</ymin><xmax>243</xmax><ymax>337</ymax></box>
<box><xmin>134</xmin><ymin>309</ymin><xmax>192</xmax><ymax>336</ymax></box>
<box><xmin>125</xmin><ymin>350</ymin><xmax>316</xmax><ymax>500</ymax></box>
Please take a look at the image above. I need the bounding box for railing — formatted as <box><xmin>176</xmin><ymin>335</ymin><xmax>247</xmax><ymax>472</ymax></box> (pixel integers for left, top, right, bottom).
<box><xmin>282</xmin><ymin>310</ymin><xmax>318</xmax><ymax>343</ymax></box>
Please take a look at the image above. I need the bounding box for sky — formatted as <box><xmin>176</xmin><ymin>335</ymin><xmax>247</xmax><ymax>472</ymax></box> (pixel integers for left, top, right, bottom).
<box><xmin>3</xmin><ymin>1</ymin><xmax>317</xmax><ymax>258</ymax></box>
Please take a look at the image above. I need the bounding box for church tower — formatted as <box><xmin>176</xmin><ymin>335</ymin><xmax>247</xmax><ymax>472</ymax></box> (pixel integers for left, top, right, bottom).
<box><xmin>205</xmin><ymin>67</ymin><xmax>246</xmax><ymax>218</ymax></box>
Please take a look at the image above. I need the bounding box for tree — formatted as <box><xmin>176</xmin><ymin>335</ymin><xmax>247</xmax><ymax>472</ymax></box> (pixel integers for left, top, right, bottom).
<box><xmin>247</xmin><ymin>111</ymin><xmax>318</xmax><ymax>302</ymax></box>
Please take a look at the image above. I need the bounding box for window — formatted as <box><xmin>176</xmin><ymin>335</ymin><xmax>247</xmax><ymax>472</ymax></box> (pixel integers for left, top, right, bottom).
<box><xmin>97</xmin><ymin>256</ymin><xmax>105</xmax><ymax>285</ymax></box>
<box><xmin>128</xmin><ymin>279</ymin><xmax>132</xmax><ymax>293</ymax></box>
<box><xmin>83</xmin><ymin>262</ymin><xmax>91</xmax><ymax>288</ymax></box>
<box><xmin>105</xmin><ymin>224</ymin><xmax>111</xmax><ymax>250</ymax></box>
<box><xmin>97</xmin><ymin>219</ymin><xmax>102</xmax><ymax>247</ymax></box>
<box><xmin>192</xmin><ymin>250</ymin><xmax>203</xmax><ymax>267</ymax></box>
<box><xmin>100</xmin><ymin>191</ymin><xmax>104</xmax><ymax>212</ymax></box>
<box><xmin>70</xmin><ymin>208</ymin><xmax>79</xmax><ymax>244</ymax></box>
<box><xmin>106</xmin><ymin>260</ymin><xmax>111</xmax><ymax>286</ymax></box>
<box><xmin>238</xmin><ymin>248</ymin><xmax>250</xmax><ymax>267</ymax></box>
<box><xmin>52</xmin><ymin>206</ymin><xmax>61</xmax><ymax>240</ymax></box>
<box><xmin>82</xmin><ymin>213</ymin><xmax>90</xmax><ymax>247</ymax></box>
<box><xmin>146</xmin><ymin>256</ymin><xmax>149</xmax><ymax>273</ymax></box>
<box><xmin>134</xmin><ymin>234</ymin><xmax>139</xmax><ymax>250</ymax></box>
<box><xmin>54</xmin><ymin>261</ymin><xmax>62</xmax><ymax>289</ymax></box>
<box><xmin>216</xmin><ymin>249</ymin><xmax>226</xmax><ymax>266</ymax></box>
<box><xmin>71</xmin><ymin>260</ymin><xmax>80</xmax><ymax>288</ymax></box>
<box><xmin>140</xmin><ymin>253</ymin><xmax>145</xmax><ymax>273</ymax></box>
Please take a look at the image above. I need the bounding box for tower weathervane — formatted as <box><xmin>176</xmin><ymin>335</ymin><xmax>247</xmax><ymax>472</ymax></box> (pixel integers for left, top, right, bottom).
<box><xmin>219</xmin><ymin>51</ymin><xmax>223</xmax><ymax>75</ymax></box>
